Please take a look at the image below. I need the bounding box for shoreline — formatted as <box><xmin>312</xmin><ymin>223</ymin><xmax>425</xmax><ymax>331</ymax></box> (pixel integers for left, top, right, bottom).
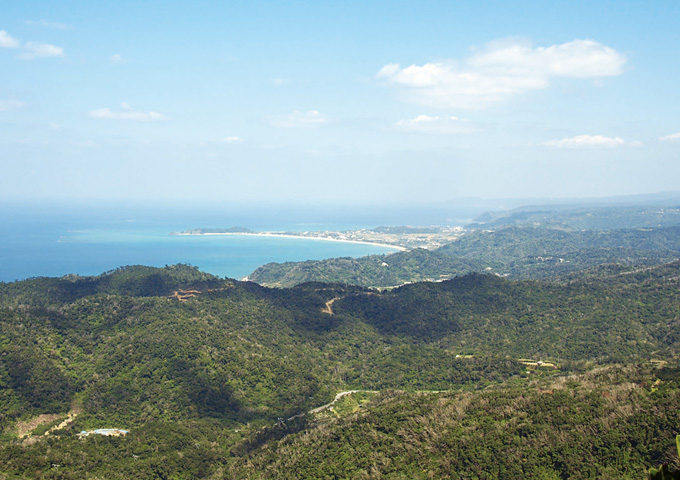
<box><xmin>172</xmin><ymin>232</ymin><xmax>407</xmax><ymax>251</ymax></box>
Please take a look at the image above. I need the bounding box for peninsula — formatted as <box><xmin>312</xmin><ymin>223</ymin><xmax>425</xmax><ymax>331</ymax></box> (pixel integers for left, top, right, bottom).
<box><xmin>169</xmin><ymin>225</ymin><xmax>465</xmax><ymax>250</ymax></box>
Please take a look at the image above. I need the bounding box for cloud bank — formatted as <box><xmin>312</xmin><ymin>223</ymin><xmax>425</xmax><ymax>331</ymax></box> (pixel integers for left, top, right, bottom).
<box><xmin>395</xmin><ymin>114</ymin><xmax>476</xmax><ymax>134</ymax></box>
<box><xmin>88</xmin><ymin>104</ymin><xmax>166</xmax><ymax>122</ymax></box>
<box><xmin>378</xmin><ymin>39</ymin><xmax>626</xmax><ymax>109</ymax></box>
<box><xmin>660</xmin><ymin>132</ymin><xmax>680</xmax><ymax>142</ymax></box>
<box><xmin>24</xmin><ymin>19</ymin><xmax>70</xmax><ymax>30</ymax></box>
<box><xmin>0</xmin><ymin>30</ymin><xmax>20</xmax><ymax>48</ymax></box>
<box><xmin>18</xmin><ymin>42</ymin><xmax>64</xmax><ymax>60</ymax></box>
<box><xmin>543</xmin><ymin>134</ymin><xmax>634</xmax><ymax>149</ymax></box>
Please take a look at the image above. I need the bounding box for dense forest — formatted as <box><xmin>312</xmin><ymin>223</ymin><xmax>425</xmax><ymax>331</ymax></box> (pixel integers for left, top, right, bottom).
<box><xmin>249</xmin><ymin>248</ymin><xmax>480</xmax><ymax>288</ymax></box>
<box><xmin>2</xmin><ymin>261</ymin><xmax>680</xmax><ymax>477</ymax></box>
<box><xmin>228</xmin><ymin>364</ymin><xmax>680</xmax><ymax>479</ymax></box>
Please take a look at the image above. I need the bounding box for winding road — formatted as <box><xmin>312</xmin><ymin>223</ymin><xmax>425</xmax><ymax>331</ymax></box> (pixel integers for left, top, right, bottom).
<box><xmin>286</xmin><ymin>390</ymin><xmax>378</xmax><ymax>421</ymax></box>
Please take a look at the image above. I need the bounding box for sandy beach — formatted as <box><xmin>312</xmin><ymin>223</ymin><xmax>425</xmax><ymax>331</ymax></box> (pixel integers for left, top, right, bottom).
<box><xmin>173</xmin><ymin>231</ymin><xmax>407</xmax><ymax>251</ymax></box>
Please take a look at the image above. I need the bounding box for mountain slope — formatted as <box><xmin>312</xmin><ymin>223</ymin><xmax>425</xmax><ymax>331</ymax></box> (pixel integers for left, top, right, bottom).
<box><xmin>249</xmin><ymin>248</ymin><xmax>481</xmax><ymax>287</ymax></box>
<box><xmin>228</xmin><ymin>364</ymin><xmax>680</xmax><ymax>479</ymax></box>
<box><xmin>3</xmin><ymin>263</ymin><xmax>680</xmax><ymax>477</ymax></box>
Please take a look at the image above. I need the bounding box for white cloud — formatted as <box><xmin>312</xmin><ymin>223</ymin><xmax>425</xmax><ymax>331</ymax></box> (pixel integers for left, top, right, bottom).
<box><xmin>110</xmin><ymin>53</ymin><xmax>124</xmax><ymax>64</ymax></box>
<box><xmin>660</xmin><ymin>132</ymin><xmax>680</xmax><ymax>142</ymax></box>
<box><xmin>378</xmin><ymin>39</ymin><xmax>626</xmax><ymax>109</ymax></box>
<box><xmin>18</xmin><ymin>42</ymin><xmax>64</xmax><ymax>60</ymax></box>
<box><xmin>395</xmin><ymin>114</ymin><xmax>477</xmax><ymax>134</ymax></box>
<box><xmin>0</xmin><ymin>99</ymin><xmax>26</xmax><ymax>111</ymax></box>
<box><xmin>271</xmin><ymin>110</ymin><xmax>328</xmax><ymax>128</ymax></box>
<box><xmin>221</xmin><ymin>136</ymin><xmax>243</xmax><ymax>143</ymax></box>
<box><xmin>0</xmin><ymin>30</ymin><xmax>20</xmax><ymax>48</ymax></box>
<box><xmin>88</xmin><ymin>103</ymin><xmax>167</xmax><ymax>122</ymax></box>
<box><xmin>543</xmin><ymin>134</ymin><xmax>630</xmax><ymax>149</ymax></box>
<box><xmin>24</xmin><ymin>19</ymin><xmax>70</xmax><ymax>30</ymax></box>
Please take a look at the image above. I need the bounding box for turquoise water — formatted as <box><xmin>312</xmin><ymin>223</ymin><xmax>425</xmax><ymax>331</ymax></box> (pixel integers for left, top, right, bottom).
<box><xmin>0</xmin><ymin>206</ymin><xmax>404</xmax><ymax>282</ymax></box>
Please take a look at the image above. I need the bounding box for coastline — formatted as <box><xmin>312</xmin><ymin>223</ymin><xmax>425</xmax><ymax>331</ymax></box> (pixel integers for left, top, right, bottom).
<box><xmin>172</xmin><ymin>232</ymin><xmax>407</xmax><ymax>251</ymax></box>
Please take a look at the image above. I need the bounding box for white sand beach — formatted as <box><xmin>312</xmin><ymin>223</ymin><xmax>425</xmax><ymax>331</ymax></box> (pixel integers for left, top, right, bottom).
<box><xmin>175</xmin><ymin>231</ymin><xmax>407</xmax><ymax>251</ymax></box>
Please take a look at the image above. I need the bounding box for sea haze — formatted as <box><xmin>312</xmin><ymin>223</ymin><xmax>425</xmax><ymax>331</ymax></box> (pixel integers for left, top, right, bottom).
<box><xmin>1</xmin><ymin>203</ymin><xmax>466</xmax><ymax>283</ymax></box>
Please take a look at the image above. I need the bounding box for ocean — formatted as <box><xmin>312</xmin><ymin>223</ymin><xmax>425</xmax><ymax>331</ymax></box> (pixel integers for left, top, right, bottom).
<box><xmin>0</xmin><ymin>203</ymin><xmax>476</xmax><ymax>283</ymax></box>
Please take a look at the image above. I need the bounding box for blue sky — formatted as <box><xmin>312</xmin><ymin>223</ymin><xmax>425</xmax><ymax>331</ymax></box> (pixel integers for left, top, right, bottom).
<box><xmin>2</xmin><ymin>0</ymin><xmax>679</xmax><ymax>206</ymax></box>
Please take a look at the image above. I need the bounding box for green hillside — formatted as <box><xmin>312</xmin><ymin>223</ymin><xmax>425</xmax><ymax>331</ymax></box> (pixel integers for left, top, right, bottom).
<box><xmin>229</xmin><ymin>364</ymin><xmax>680</xmax><ymax>479</ymax></box>
<box><xmin>2</xmin><ymin>263</ymin><xmax>680</xmax><ymax>477</ymax></box>
<box><xmin>248</xmin><ymin>225</ymin><xmax>680</xmax><ymax>287</ymax></box>
<box><xmin>249</xmin><ymin>248</ymin><xmax>481</xmax><ymax>287</ymax></box>
<box><xmin>436</xmin><ymin>224</ymin><xmax>680</xmax><ymax>278</ymax></box>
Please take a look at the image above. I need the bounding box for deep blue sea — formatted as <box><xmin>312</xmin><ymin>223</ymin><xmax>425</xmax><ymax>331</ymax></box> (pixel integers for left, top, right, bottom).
<box><xmin>0</xmin><ymin>203</ymin><xmax>477</xmax><ymax>283</ymax></box>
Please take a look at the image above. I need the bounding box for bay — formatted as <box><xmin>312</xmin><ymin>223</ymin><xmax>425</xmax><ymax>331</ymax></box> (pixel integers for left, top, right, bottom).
<box><xmin>0</xmin><ymin>204</ymin><xmax>404</xmax><ymax>283</ymax></box>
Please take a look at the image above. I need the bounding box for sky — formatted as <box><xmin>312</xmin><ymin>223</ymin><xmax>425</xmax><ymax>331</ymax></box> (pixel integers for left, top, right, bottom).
<box><xmin>2</xmin><ymin>0</ymin><xmax>680</xmax><ymax>207</ymax></box>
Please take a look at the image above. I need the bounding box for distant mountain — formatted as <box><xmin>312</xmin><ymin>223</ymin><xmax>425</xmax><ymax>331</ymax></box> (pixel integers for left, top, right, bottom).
<box><xmin>468</xmin><ymin>203</ymin><xmax>680</xmax><ymax>230</ymax></box>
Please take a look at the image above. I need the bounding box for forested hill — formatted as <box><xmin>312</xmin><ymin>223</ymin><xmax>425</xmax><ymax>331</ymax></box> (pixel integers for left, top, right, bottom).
<box><xmin>436</xmin><ymin>224</ymin><xmax>680</xmax><ymax>277</ymax></box>
<box><xmin>228</xmin><ymin>364</ymin><xmax>680</xmax><ymax>479</ymax></box>
<box><xmin>468</xmin><ymin>203</ymin><xmax>680</xmax><ymax>230</ymax></box>
<box><xmin>3</xmin><ymin>263</ymin><xmax>680</xmax><ymax>477</ymax></box>
<box><xmin>249</xmin><ymin>224</ymin><xmax>680</xmax><ymax>287</ymax></box>
<box><xmin>248</xmin><ymin>248</ymin><xmax>481</xmax><ymax>287</ymax></box>
<box><xmin>0</xmin><ymin>264</ymin><xmax>225</xmax><ymax>305</ymax></box>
